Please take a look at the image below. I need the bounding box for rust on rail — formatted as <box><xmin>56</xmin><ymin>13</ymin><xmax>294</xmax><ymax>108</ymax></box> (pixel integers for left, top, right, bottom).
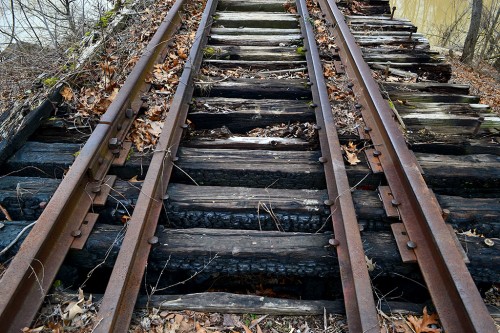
<box><xmin>0</xmin><ymin>0</ymin><xmax>188</xmax><ymax>331</ymax></box>
<box><xmin>317</xmin><ymin>0</ymin><xmax>496</xmax><ymax>331</ymax></box>
<box><xmin>93</xmin><ymin>0</ymin><xmax>218</xmax><ymax>331</ymax></box>
<box><xmin>296</xmin><ymin>0</ymin><xmax>380</xmax><ymax>331</ymax></box>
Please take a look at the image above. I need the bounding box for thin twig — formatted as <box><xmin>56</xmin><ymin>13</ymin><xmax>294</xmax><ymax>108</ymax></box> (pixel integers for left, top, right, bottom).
<box><xmin>315</xmin><ymin>172</ymin><xmax>371</xmax><ymax>233</ymax></box>
<box><xmin>154</xmin><ymin>253</ymin><xmax>219</xmax><ymax>292</ymax></box>
<box><xmin>0</xmin><ymin>204</ymin><xmax>12</xmax><ymax>221</ymax></box>
<box><xmin>0</xmin><ymin>221</ymin><xmax>36</xmax><ymax>256</ymax></box>
<box><xmin>172</xmin><ymin>162</ymin><xmax>199</xmax><ymax>186</ymax></box>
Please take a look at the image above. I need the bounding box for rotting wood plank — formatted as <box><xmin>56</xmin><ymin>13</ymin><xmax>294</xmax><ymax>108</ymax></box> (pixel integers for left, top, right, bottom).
<box><xmin>352</xmin><ymin>31</ymin><xmax>424</xmax><ymax>37</ymax></box>
<box><xmin>203</xmin><ymin>45</ymin><xmax>305</xmax><ymax>61</ymax></box>
<box><xmin>346</xmin><ymin>16</ymin><xmax>412</xmax><ymax>23</ymax></box>
<box><xmin>210</xmin><ymin>27</ymin><xmax>301</xmax><ymax>35</ymax></box>
<box><xmin>217</xmin><ymin>0</ymin><xmax>289</xmax><ymax>12</ymax></box>
<box><xmin>410</xmin><ymin>138</ymin><xmax>500</xmax><ymax>156</ymax></box>
<box><xmin>165</xmin><ymin>184</ymin><xmax>328</xmax><ymax>231</ymax></box>
<box><xmin>138</xmin><ymin>293</ymin><xmax>500</xmax><ymax>317</ymax></box>
<box><xmin>354</xmin><ymin>36</ymin><xmax>428</xmax><ymax>46</ymax></box>
<box><xmin>167</xmin><ymin>183</ymin><xmax>325</xmax><ymax>212</ymax></box>
<box><xmin>415</xmin><ymin>153</ymin><xmax>500</xmax><ymax>195</ymax></box>
<box><xmin>51</xmin><ymin>292</ymin><xmax>457</xmax><ymax>316</ymax></box>
<box><xmin>360</xmin><ymin>46</ymin><xmax>429</xmax><ymax>54</ymax></box>
<box><xmin>184</xmin><ymin>136</ymin><xmax>314</xmax><ymax>150</ymax></box>
<box><xmin>339</xmin><ymin>1</ymin><xmax>391</xmax><ymax>15</ymax></box>
<box><xmin>350</xmin><ymin>24</ymin><xmax>416</xmax><ymax>32</ymax></box>
<box><xmin>362</xmin><ymin>53</ymin><xmax>444</xmax><ymax>64</ymax></box>
<box><xmin>0</xmin><ymin>88</ymin><xmax>63</xmax><ymax>165</ymax></box>
<box><xmin>5</xmin><ymin>143</ymin><xmax>500</xmax><ymax>194</ymax></box>
<box><xmin>371</xmin><ymin>64</ymin><xmax>452</xmax><ymax>82</ymax></box>
<box><xmin>143</xmin><ymin>293</ymin><xmax>496</xmax><ymax>318</ymax></box>
<box><xmin>394</xmin><ymin>102</ymin><xmax>485</xmax><ymax>115</ymax></box>
<box><xmin>0</xmin><ymin>176</ymin><xmax>139</xmax><ymax>223</ymax></box>
<box><xmin>188</xmin><ymin>98</ymin><xmax>314</xmax><ymax>131</ymax></box>
<box><xmin>209</xmin><ymin>34</ymin><xmax>303</xmax><ymax>47</ymax></box>
<box><xmin>1</xmin><ymin>177</ymin><xmax>497</xmax><ymax>235</ymax></box>
<box><xmin>194</xmin><ymin>78</ymin><xmax>312</xmax><ymax>99</ymax></box>
<box><xmin>347</xmin><ymin>19</ymin><xmax>416</xmax><ymax>31</ymax></box>
<box><xmin>214</xmin><ymin>12</ymin><xmax>299</xmax><ymax>29</ymax></box>
<box><xmin>382</xmin><ymin>82</ymin><xmax>469</xmax><ymax>95</ymax></box>
<box><xmin>0</xmin><ymin>225</ymin><xmax>497</xmax><ymax>283</ymax></box>
<box><xmin>387</xmin><ymin>92</ymin><xmax>480</xmax><ymax>104</ymax></box>
<box><xmin>191</xmin><ymin>97</ymin><xmax>312</xmax><ymax>113</ymax></box>
<box><xmin>174</xmin><ymin>147</ymin><xmax>328</xmax><ymax>189</ymax></box>
<box><xmin>401</xmin><ymin>113</ymin><xmax>480</xmax><ymax>136</ymax></box>
<box><xmin>202</xmin><ymin>59</ymin><xmax>307</xmax><ymax>70</ymax></box>
<box><xmin>164</xmin><ymin>184</ymin><xmax>500</xmax><ymax>235</ymax></box>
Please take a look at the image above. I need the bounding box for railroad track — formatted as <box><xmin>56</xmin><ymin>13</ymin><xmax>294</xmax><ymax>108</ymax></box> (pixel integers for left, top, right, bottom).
<box><xmin>0</xmin><ymin>0</ymin><xmax>498</xmax><ymax>332</ymax></box>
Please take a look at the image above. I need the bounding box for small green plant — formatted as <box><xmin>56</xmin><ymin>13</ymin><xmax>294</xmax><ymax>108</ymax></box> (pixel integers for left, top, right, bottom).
<box><xmin>296</xmin><ymin>46</ymin><xmax>307</xmax><ymax>56</ymax></box>
<box><xmin>52</xmin><ymin>280</ymin><xmax>62</xmax><ymax>289</ymax></box>
<box><xmin>203</xmin><ymin>46</ymin><xmax>216</xmax><ymax>57</ymax></box>
<box><xmin>96</xmin><ymin>10</ymin><xmax>115</xmax><ymax>29</ymax></box>
<box><xmin>72</xmin><ymin>150</ymin><xmax>81</xmax><ymax>158</ymax></box>
<box><xmin>126</xmin><ymin>146</ymin><xmax>134</xmax><ymax>161</ymax></box>
<box><xmin>42</xmin><ymin>77</ymin><xmax>59</xmax><ymax>87</ymax></box>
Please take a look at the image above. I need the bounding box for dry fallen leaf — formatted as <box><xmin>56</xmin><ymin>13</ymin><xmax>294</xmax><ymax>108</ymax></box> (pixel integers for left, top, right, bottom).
<box><xmin>62</xmin><ymin>300</ymin><xmax>84</xmax><ymax>321</ymax></box>
<box><xmin>408</xmin><ymin>307</ymin><xmax>441</xmax><ymax>333</ymax></box>
<box><xmin>365</xmin><ymin>255</ymin><xmax>376</xmax><ymax>272</ymax></box>
<box><xmin>250</xmin><ymin>315</ymin><xmax>268</xmax><ymax>328</ymax></box>
<box><xmin>121</xmin><ymin>215</ymin><xmax>131</xmax><ymax>224</ymax></box>
<box><xmin>345</xmin><ymin>150</ymin><xmax>361</xmax><ymax>165</ymax></box>
<box><xmin>60</xmin><ymin>86</ymin><xmax>73</xmax><ymax>101</ymax></box>
<box><xmin>242</xmin><ymin>324</ymin><xmax>253</xmax><ymax>333</ymax></box>
<box><xmin>100</xmin><ymin>61</ymin><xmax>116</xmax><ymax>76</ymax></box>
<box><xmin>195</xmin><ymin>322</ymin><xmax>207</xmax><ymax>333</ymax></box>
<box><xmin>342</xmin><ymin>141</ymin><xmax>361</xmax><ymax>165</ymax></box>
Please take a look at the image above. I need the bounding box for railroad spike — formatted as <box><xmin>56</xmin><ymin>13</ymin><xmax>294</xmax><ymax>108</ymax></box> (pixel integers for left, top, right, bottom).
<box><xmin>442</xmin><ymin>209</ymin><xmax>450</xmax><ymax>221</ymax></box>
<box><xmin>329</xmin><ymin>238</ymin><xmax>340</xmax><ymax>247</ymax></box>
<box><xmin>108</xmin><ymin>137</ymin><xmax>121</xmax><ymax>150</ymax></box>
<box><xmin>125</xmin><ymin>108</ymin><xmax>134</xmax><ymax>119</ymax></box>
<box><xmin>71</xmin><ymin>230</ymin><xmax>82</xmax><ymax>238</ymax></box>
<box><xmin>148</xmin><ymin>236</ymin><xmax>159</xmax><ymax>245</ymax></box>
<box><xmin>324</xmin><ymin>199</ymin><xmax>334</xmax><ymax>206</ymax></box>
<box><xmin>90</xmin><ymin>182</ymin><xmax>102</xmax><ymax>193</ymax></box>
<box><xmin>406</xmin><ymin>241</ymin><xmax>417</xmax><ymax>249</ymax></box>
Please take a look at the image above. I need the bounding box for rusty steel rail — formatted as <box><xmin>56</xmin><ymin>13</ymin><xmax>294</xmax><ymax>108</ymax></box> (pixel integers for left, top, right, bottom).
<box><xmin>295</xmin><ymin>0</ymin><xmax>380</xmax><ymax>331</ymax></box>
<box><xmin>317</xmin><ymin>0</ymin><xmax>496</xmax><ymax>332</ymax></box>
<box><xmin>0</xmin><ymin>0</ymin><xmax>188</xmax><ymax>331</ymax></box>
<box><xmin>93</xmin><ymin>0</ymin><xmax>218</xmax><ymax>331</ymax></box>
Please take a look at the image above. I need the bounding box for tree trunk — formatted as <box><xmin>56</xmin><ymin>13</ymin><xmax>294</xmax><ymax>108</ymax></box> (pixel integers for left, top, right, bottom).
<box><xmin>461</xmin><ymin>0</ymin><xmax>483</xmax><ymax>64</ymax></box>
